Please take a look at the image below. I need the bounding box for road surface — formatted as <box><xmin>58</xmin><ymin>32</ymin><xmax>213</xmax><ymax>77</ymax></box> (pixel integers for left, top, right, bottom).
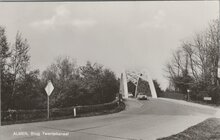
<box><xmin>0</xmin><ymin>98</ymin><xmax>219</xmax><ymax>140</ymax></box>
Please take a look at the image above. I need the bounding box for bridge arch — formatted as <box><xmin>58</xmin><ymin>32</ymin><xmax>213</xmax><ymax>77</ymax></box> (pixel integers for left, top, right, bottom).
<box><xmin>119</xmin><ymin>69</ymin><xmax>157</xmax><ymax>99</ymax></box>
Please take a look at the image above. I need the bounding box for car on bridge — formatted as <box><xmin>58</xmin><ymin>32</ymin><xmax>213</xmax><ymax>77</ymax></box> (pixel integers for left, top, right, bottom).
<box><xmin>137</xmin><ymin>92</ymin><xmax>147</xmax><ymax>100</ymax></box>
<box><xmin>128</xmin><ymin>92</ymin><xmax>134</xmax><ymax>97</ymax></box>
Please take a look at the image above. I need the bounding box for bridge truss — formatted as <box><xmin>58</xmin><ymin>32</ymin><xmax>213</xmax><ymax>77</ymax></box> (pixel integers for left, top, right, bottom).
<box><xmin>119</xmin><ymin>69</ymin><xmax>157</xmax><ymax>99</ymax></box>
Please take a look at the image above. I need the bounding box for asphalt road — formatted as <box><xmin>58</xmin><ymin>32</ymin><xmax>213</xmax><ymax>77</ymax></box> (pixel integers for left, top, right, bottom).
<box><xmin>0</xmin><ymin>98</ymin><xmax>218</xmax><ymax>140</ymax></box>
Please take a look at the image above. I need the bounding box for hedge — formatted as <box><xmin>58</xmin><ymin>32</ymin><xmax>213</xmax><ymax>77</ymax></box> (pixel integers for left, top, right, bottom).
<box><xmin>1</xmin><ymin>99</ymin><xmax>121</xmax><ymax>124</ymax></box>
<box><xmin>160</xmin><ymin>91</ymin><xmax>185</xmax><ymax>100</ymax></box>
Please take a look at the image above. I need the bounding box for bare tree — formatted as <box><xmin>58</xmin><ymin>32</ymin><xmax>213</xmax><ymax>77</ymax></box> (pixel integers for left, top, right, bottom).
<box><xmin>10</xmin><ymin>32</ymin><xmax>30</xmax><ymax>108</ymax></box>
<box><xmin>165</xmin><ymin>19</ymin><xmax>220</xmax><ymax>101</ymax></box>
<box><xmin>206</xmin><ymin>20</ymin><xmax>220</xmax><ymax>85</ymax></box>
<box><xmin>182</xmin><ymin>42</ymin><xmax>198</xmax><ymax>80</ymax></box>
<box><xmin>0</xmin><ymin>27</ymin><xmax>10</xmax><ymax>73</ymax></box>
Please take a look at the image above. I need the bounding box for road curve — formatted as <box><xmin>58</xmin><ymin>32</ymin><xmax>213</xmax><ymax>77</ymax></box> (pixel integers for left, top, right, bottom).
<box><xmin>0</xmin><ymin>98</ymin><xmax>218</xmax><ymax>140</ymax></box>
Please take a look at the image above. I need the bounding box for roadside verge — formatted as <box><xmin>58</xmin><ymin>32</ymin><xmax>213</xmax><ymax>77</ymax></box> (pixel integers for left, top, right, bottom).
<box><xmin>158</xmin><ymin>118</ymin><xmax>220</xmax><ymax>140</ymax></box>
<box><xmin>1</xmin><ymin>100</ymin><xmax>125</xmax><ymax>125</ymax></box>
<box><xmin>158</xmin><ymin>97</ymin><xmax>219</xmax><ymax>110</ymax></box>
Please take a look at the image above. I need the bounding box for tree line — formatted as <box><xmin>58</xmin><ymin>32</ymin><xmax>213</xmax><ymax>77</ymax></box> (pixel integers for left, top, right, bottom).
<box><xmin>165</xmin><ymin>19</ymin><xmax>220</xmax><ymax>103</ymax></box>
<box><xmin>1</xmin><ymin>26</ymin><xmax>119</xmax><ymax>111</ymax></box>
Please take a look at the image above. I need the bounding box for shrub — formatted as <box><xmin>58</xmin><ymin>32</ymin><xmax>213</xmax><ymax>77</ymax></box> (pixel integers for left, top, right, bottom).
<box><xmin>1</xmin><ymin>99</ymin><xmax>120</xmax><ymax>124</ymax></box>
<box><xmin>208</xmin><ymin>86</ymin><xmax>220</xmax><ymax>104</ymax></box>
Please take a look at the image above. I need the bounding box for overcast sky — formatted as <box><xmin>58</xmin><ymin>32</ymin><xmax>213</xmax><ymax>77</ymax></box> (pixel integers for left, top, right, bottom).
<box><xmin>0</xmin><ymin>1</ymin><xmax>219</xmax><ymax>89</ymax></box>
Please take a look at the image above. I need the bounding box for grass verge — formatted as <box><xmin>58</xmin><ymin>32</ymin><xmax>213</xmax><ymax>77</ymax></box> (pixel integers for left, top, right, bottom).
<box><xmin>188</xmin><ymin>100</ymin><xmax>220</xmax><ymax>108</ymax></box>
<box><xmin>158</xmin><ymin>118</ymin><xmax>220</xmax><ymax>140</ymax></box>
<box><xmin>2</xmin><ymin>102</ymin><xmax>125</xmax><ymax>126</ymax></box>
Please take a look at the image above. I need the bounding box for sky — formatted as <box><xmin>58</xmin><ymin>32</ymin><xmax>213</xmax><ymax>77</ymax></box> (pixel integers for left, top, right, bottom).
<box><xmin>0</xmin><ymin>1</ymin><xmax>219</xmax><ymax>89</ymax></box>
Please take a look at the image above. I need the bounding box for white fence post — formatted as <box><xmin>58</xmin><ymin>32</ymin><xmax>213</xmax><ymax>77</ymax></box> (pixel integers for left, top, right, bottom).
<box><xmin>73</xmin><ymin>108</ymin><xmax>76</xmax><ymax>117</ymax></box>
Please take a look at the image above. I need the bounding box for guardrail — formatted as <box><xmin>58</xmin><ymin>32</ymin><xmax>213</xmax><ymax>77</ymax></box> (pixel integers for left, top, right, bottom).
<box><xmin>1</xmin><ymin>99</ymin><xmax>122</xmax><ymax>125</ymax></box>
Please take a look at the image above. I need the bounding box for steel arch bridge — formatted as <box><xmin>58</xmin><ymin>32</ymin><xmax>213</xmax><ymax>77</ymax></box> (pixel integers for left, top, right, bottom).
<box><xmin>119</xmin><ymin>69</ymin><xmax>157</xmax><ymax>99</ymax></box>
